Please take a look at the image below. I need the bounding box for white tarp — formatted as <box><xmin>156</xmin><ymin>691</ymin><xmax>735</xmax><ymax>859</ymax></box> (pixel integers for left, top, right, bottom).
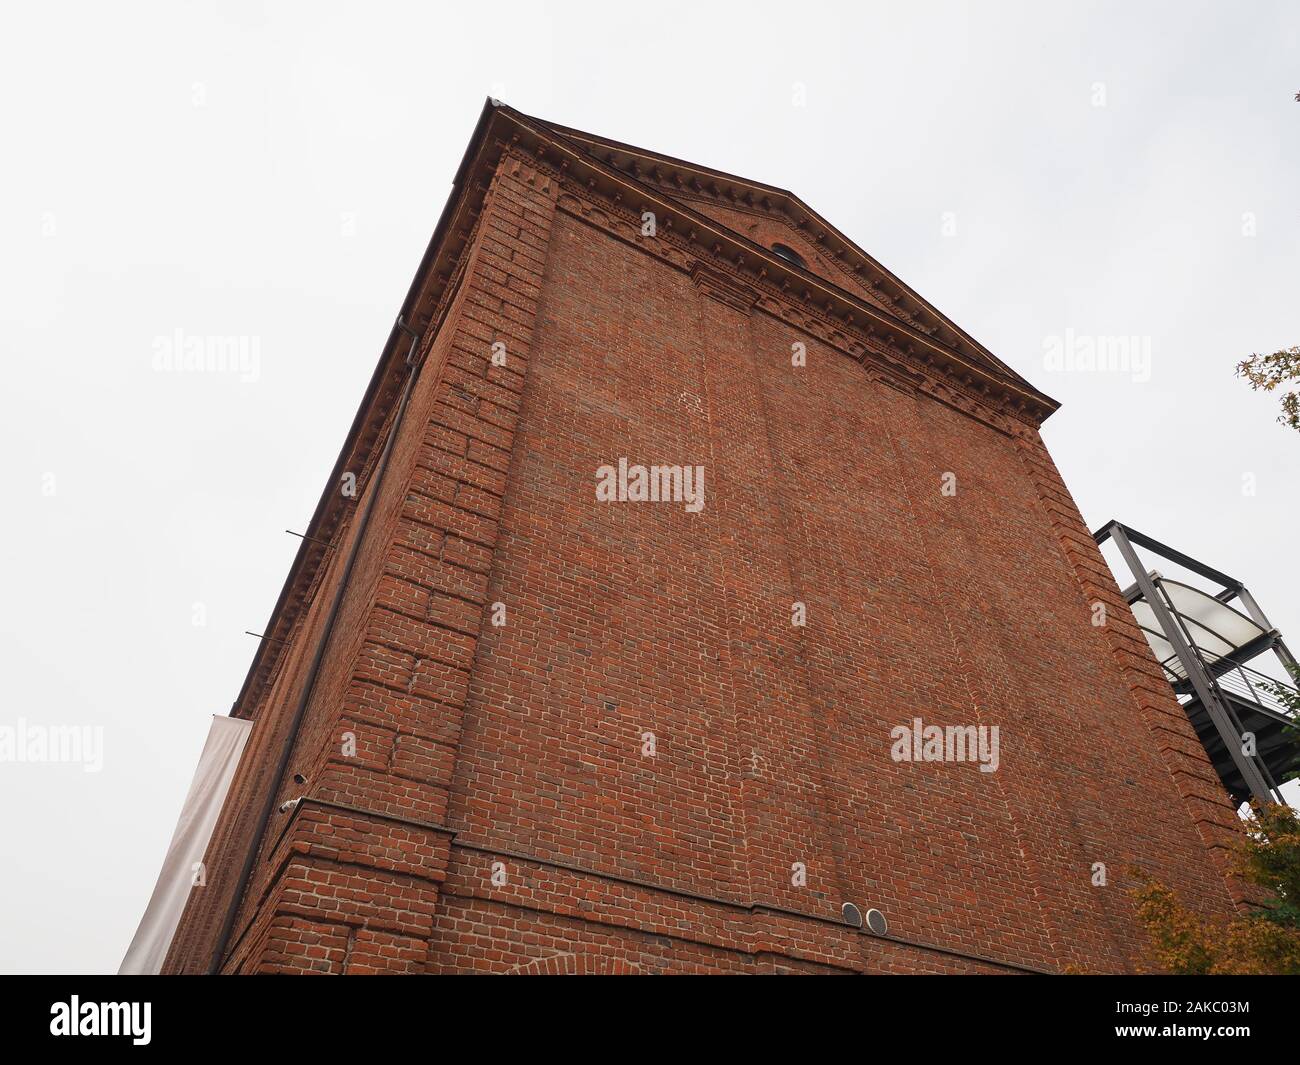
<box><xmin>119</xmin><ymin>715</ymin><xmax>251</xmax><ymax>974</ymax></box>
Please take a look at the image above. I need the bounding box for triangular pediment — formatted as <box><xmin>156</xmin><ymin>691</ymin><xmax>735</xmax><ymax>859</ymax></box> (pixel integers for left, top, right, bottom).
<box><xmin>536</xmin><ymin>118</ymin><xmax>1024</xmax><ymax>388</ymax></box>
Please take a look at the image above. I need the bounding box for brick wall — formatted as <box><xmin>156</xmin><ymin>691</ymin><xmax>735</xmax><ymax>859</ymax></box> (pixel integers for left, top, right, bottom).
<box><xmin>164</xmin><ymin>142</ymin><xmax>1241</xmax><ymax>975</ymax></box>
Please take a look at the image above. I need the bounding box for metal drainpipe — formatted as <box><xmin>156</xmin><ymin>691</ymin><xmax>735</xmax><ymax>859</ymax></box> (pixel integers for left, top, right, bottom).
<box><xmin>207</xmin><ymin>317</ymin><xmax>425</xmax><ymax>973</ymax></box>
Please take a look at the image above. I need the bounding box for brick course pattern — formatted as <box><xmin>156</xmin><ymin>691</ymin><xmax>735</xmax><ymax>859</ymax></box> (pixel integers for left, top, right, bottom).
<box><xmin>162</xmin><ymin>106</ymin><xmax>1244</xmax><ymax>975</ymax></box>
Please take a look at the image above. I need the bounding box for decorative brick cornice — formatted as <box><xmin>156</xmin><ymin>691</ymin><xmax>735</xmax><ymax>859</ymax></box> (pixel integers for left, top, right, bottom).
<box><xmin>494</xmin><ymin>112</ymin><xmax>1056</xmax><ymax>433</ymax></box>
<box><xmin>549</xmin><ymin>158</ymin><xmax>1026</xmax><ymax>437</ymax></box>
<box><xmin>690</xmin><ymin>262</ymin><xmax>758</xmax><ymax>314</ymax></box>
<box><xmin>547</xmin><ymin>117</ymin><xmax>1041</xmax><ymax>392</ymax></box>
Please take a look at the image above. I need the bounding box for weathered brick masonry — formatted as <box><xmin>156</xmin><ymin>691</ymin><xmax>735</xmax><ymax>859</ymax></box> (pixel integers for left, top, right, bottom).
<box><xmin>163</xmin><ymin>102</ymin><xmax>1244</xmax><ymax>975</ymax></box>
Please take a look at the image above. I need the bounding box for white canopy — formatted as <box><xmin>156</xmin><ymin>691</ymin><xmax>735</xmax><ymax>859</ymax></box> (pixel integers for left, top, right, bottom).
<box><xmin>1130</xmin><ymin>574</ymin><xmax>1269</xmax><ymax>682</ymax></box>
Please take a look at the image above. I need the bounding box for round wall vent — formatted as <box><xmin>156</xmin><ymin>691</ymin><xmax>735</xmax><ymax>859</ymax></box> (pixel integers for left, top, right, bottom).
<box><xmin>865</xmin><ymin>908</ymin><xmax>889</xmax><ymax>936</ymax></box>
<box><xmin>841</xmin><ymin>902</ymin><xmax>864</xmax><ymax>928</ymax></box>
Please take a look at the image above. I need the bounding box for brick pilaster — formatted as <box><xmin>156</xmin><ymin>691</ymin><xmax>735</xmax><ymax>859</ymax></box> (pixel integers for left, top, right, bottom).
<box><xmin>1015</xmin><ymin>431</ymin><xmax>1247</xmax><ymax>907</ymax></box>
<box><xmin>213</xmin><ymin>153</ymin><xmax>560</xmax><ymax>973</ymax></box>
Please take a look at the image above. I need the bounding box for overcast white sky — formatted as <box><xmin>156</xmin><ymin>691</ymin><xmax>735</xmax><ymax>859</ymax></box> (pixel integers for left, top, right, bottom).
<box><xmin>2</xmin><ymin>1</ymin><xmax>1297</xmax><ymax>974</ymax></box>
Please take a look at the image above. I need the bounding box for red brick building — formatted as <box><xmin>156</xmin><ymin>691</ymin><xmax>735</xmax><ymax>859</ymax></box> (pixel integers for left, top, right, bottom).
<box><xmin>163</xmin><ymin>101</ymin><xmax>1245</xmax><ymax>975</ymax></box>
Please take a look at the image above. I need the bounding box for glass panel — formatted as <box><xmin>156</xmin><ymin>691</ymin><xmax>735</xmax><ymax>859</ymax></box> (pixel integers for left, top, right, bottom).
<box><xmin>1127</xmin><ymin>576</ymin><xmax>1269</xmax><ymax>681</ymax></box>
<box><xmin>1156</xmin><ymin>578</ymin><xmax>1267</xmax><ymax>662</ymax></box>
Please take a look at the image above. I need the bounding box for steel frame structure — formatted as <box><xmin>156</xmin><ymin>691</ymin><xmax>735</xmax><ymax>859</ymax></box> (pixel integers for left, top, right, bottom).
<box><xmin>1093</xmin><ymin>520</ymin><xmax>1299</xmax><ymax>805</ymax></box>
